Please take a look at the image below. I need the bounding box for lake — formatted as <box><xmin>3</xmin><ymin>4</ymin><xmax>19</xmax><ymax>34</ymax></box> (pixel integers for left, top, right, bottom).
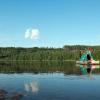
<box><xmin>0</xmin><ymin>61</ymin><xmax>100</xmax><ymax>100</ymax></box>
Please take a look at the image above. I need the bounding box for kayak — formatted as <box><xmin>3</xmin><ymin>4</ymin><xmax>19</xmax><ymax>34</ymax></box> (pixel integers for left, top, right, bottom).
<box><xmin>76</xmin><ymin>60</ymin><xmax>100</xmax><ymax>65</ymax></box>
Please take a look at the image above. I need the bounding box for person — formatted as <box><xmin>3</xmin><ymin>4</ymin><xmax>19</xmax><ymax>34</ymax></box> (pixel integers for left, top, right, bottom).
<box><xmin>80</xmin><ymin>48</ymin><xmax>94</xmax><ymax>63</ymax></box>
<box><xmin>86</xmin><ymin>48</ymin><xmax>95</xmax><ymax>64</ymax></box>
<box><xmin>87</xmin><ymin>54</ymin><xmax>91</xmax><ymax>61</ymax></box>
<box><xmin>86</xmin><ymin>48</ymin><xmax>93</xmax><ymax>59</ymax></box>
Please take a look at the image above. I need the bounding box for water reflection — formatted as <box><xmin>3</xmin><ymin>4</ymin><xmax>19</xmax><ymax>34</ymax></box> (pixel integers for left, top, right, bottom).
<box><xmin>0</xmin><ymin>61</ymin><xmax>80</xmax><ymax>75</ymax></box>
<box><xmin>79</xmin><ymin>64</ymin><xmax>100</xmax><ymax>79</ymax></box>
<box><xmin>0</xmin><ymin>61</ymin><xmax>100</xmax><ymax>75</ymax></box>
<box><xmin>0</xmin><ymin>72</ymin><xmax>100</xmax><ymax>100</ymax></box>
<box><xmin>25</xmin><ymin>81</ymin><xmax>39</xmax><ymax>94</ymax></box>
<box><xmin>0</xmin><ymin>89</ymin><xmax>8</xmax><ymax>100</ymax></box>
<box><xmin>0</xmin><ymin>89</ymin><xmax>24</xmax><ymax>100</ymax></box>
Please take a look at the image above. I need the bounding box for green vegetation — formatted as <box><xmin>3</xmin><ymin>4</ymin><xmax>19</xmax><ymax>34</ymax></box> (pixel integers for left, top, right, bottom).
<box><xmin>0</xmin><ymin>45</ymin><xmax>100</xmax><ymax>61</ymax></box>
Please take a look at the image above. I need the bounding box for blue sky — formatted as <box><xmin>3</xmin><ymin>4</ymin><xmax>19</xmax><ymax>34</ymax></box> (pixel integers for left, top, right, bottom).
<box><xmin>0</xmin><ymin>0</ymin><xmax>100</xmax><ymax>47</ymax></box>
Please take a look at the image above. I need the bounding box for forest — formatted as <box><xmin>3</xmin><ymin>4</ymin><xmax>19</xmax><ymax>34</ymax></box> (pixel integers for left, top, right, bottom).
<box><xmin>0</xmin><ymin>45</ymin><xmax>100</xmax><ymax>61</ymax></box>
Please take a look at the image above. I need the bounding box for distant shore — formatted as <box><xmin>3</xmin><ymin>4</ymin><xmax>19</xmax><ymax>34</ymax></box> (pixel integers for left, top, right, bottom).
<box><xmin>0</xmin><ymin>45</ymin><xmax>100</xmax><ymax>61</ymax></box>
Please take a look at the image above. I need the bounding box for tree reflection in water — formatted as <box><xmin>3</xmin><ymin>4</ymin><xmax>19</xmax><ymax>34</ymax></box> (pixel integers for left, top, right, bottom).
<box><xmin>0</xmin><ymin>61</ymin><xmax>80</xmax><ymax>75</ymax></box>
<box><xmin>0</xmin><ymin>61</ymin><xmax>100</xmax><ymax>75</ymax></box>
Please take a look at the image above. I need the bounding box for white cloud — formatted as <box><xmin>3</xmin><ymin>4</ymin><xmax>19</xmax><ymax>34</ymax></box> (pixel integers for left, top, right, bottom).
<box><xmin>25</xmin><ymin>28</ymin><xmax>39</xmax><ymax>40</ymax></box>
<box><xmin>31</xmin><ymin>29</ymin><xmax>39</xmax><ymax>39</ymax></box>
<box><xmin>25</xmin><ymin>29</ymin><xmax>30</xmax><ymax>39</ymax></box>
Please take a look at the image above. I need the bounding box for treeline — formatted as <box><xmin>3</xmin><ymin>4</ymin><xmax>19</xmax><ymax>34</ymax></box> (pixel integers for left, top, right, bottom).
<box><xmin>0</xmin><ymin>45</ymin><xmax>100</xmax><ymax>60</ymax></box>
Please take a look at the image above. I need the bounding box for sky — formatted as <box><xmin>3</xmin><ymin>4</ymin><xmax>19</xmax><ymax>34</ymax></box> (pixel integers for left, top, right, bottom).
<box><xmin>0</xmin><ymin>0</ymin><xmax>100</xmax><ymax>47</ymax></box>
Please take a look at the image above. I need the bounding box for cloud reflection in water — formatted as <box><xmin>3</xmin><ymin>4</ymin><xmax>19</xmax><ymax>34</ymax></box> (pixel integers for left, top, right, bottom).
<box><xmin>25</xmin><ymin>81</ymin><xmax>39</xmax><ymax>94</ymax></box>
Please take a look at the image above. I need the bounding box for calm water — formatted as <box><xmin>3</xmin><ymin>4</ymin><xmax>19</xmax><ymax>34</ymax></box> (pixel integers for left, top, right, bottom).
<box><xmin>0</xmin><ymin>61</ymin><xmax>100</xmax><ymax>100</ymax></box>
